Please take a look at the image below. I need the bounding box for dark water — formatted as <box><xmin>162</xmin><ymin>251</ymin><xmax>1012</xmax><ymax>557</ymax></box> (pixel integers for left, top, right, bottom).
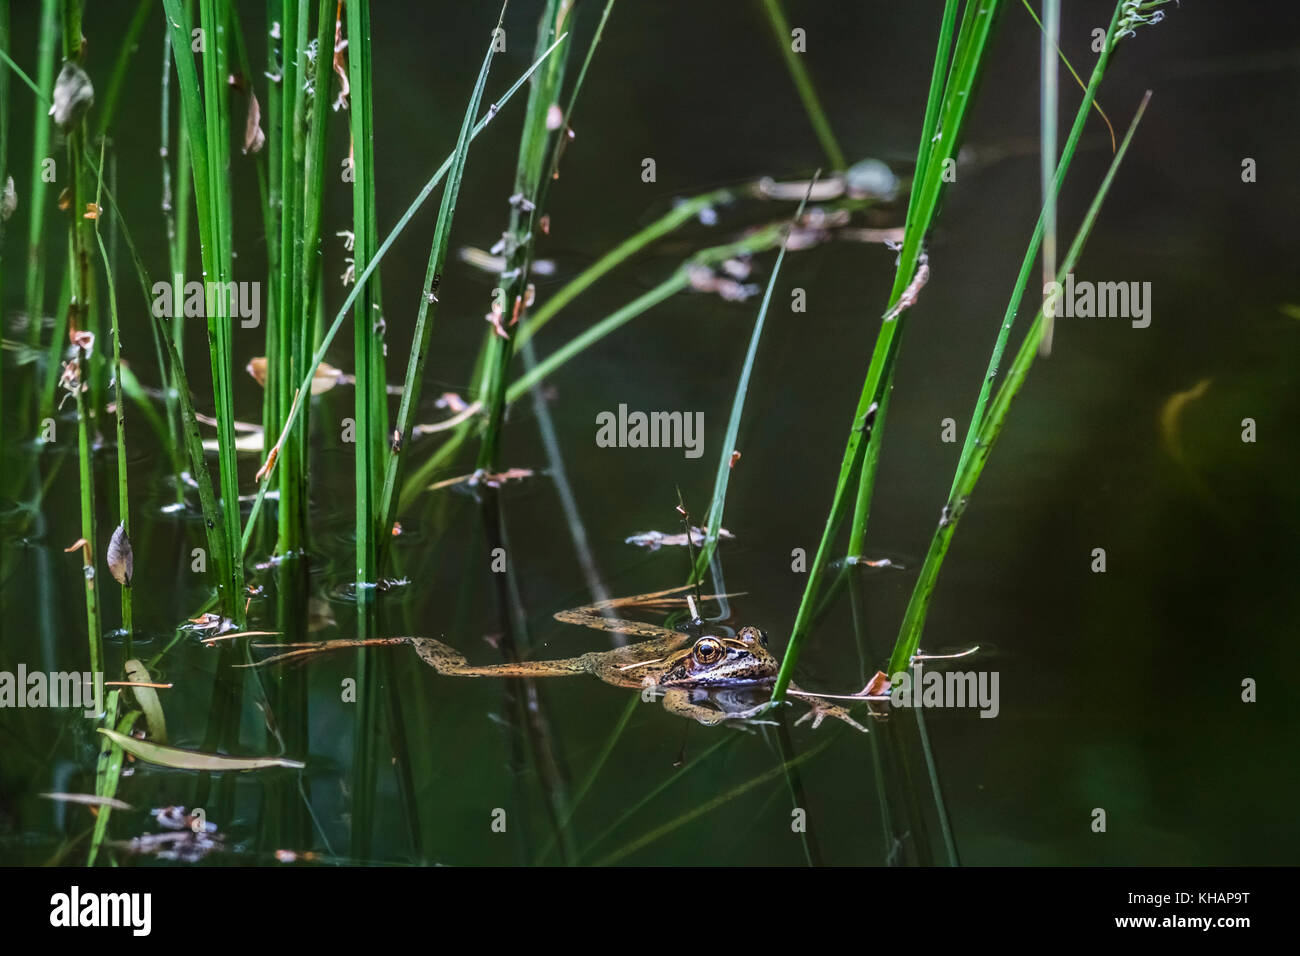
<box><xmin>1</xmin><ymin>2</ymin><xmax>1297</xmax><ymax>865</ymax></box>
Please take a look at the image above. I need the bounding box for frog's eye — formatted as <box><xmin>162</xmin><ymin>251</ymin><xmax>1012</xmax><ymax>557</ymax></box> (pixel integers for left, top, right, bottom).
<box><xmin>693</xmin><ymin>638</ymin><xmax>723</xmax><ymax>664</ymax></box>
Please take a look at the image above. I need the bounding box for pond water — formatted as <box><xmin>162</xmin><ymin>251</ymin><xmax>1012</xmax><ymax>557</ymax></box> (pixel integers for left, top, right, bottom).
<box><xmin>1</xmin><ymin>2</ymin><xmax>1297</xmax><ymax>866</ymax></box>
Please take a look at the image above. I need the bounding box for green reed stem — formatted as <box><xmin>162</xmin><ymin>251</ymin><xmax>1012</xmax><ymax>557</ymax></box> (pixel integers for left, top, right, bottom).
<box><xmin>772</xmin><ymin>0</ymin><xmax>998</xmax><ymax>703</ymax></box>
<box><xmin>72</xmin><ymin>341</ymin><xmax>102</xmax><ymax>679</ymax></box>
<box><xmin>87</xmin><ymin>692</ymin><xmax>131</xmax><ymax>865</ymax></box>
<box><xmin>886</xmin><ymin>105</ymin><xmax>1152</xmax><ymax>675</ymax></box>
<box><xmin>240</xmin><ymin>29</ymin><xmax>568</xmax><ymax>556</ymax></box>
<box><xmin>0</xmin><ymin>0</ymin><xmax>8</xmax><ymax>449</ymax></box>
<box><xmin>63</xmin><ymin>0</ymin><xmax>100</xmax><ymax>425</ymax></box>
<box><xmin>475</xmin><ymin>0</ymin><xmax>572</xmax><ymax>473</ymax></box>
<box><xmin>947</xmin><ymin>2</ymin><xmax>1122</xmax><ymax>509</ymax></box>
<box><xmin>691</xmin><ymin>178</ymin><xmax>819</xmax><ymax>581</ymax></box>
<box><xmin>92</xmin><ymin>142</ymin><xmax>131</xmax><ymax>641</ymax></box>
<box><xmin>348</xmin><ymin>0</ymin><xmax>386</xmax><ymax>586</ymax></box>
<box><xmin>83</xmin><ymin>139</ymin><xmax>235</xmax><ymax>615</ymax></box>
<box><xmin>23</xmin><ymin>0</ymin><xmax>57</xmax><ymax>352</ymax></box>
<box><xmin>375</xmin><ymin>4</ymin><xmax>508</xmax><ymax>548</ymax></box>
<box><xmin>159</xmin><ymin>25</ymin><xmax>189</xmax><ymax>492</ymax></box>
<box><xmin>162</xmin><ymin>0</ymin><xmax>244</xmax><ymax>617</ymax></box>
<box><xmin>1037</xmin><ymin>0</ymin><xmax>1060</xmax><ymax>356</ymax></box>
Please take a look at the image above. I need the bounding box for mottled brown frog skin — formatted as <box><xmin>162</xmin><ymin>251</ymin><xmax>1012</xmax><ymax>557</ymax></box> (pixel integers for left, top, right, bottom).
<box><xmin>255</xmin><ymin>586</ymin><xmax>869</xmax><ymax>731</ymax></box>
<box><xmin>407</xmin><ymin>588</ymin><xmax>868</xmax><ymax>732</ymax></box>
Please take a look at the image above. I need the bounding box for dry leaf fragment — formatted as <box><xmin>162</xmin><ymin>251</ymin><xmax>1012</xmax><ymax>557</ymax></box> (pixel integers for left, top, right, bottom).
<box><xmin>40</xmin><ymin>793</ymin><xmax>134</xmax><ymax>811</ymax></box>
<box><xmin>245</xmin><ymin>356</ymin><xmax>346</xmax><ymax>394</ymax></box>
<box><xmin>255</xmin><ymin>443</ymin><xmax>280</xmax><ymax>482</ymax></box>
<box><xmin>107</xmin><ymin>522</ymin><xmax>133</xmax><ymax>586</ymax></box>
<box><xmin>242</xmin><ymin>90</ymin><xmax>266</xmax><ymax>154</ymax></box>
<box><xmin>331</xmin><ymin>8</ymin><xmax>350</xmax><ymax>111</ymax></box>
<box><xmin>64</xmin><ymin>537</ymin><xmax>90</xmax><ymax>562</ymax></box>
<box><xmin>864</xmin><ymin>670</ymin><xmax>892</xmax><ymax>696</ymax></box>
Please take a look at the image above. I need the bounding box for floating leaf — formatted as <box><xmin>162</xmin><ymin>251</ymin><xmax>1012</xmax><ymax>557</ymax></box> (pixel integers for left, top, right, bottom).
<box><xmin>40</xmin><ymin>792</ymin><xmax>134</xmax><ymax>811</ymax></box>
<box><xmin>124</xmin><ymin>659</ymin><xmax>167</xmax><ymax>743</ymax></box>
<box><xmin>49</xmin><ymin>60</ymin><xmax>94</xmax><ymax>127</ymax></box>
<box><xmin>97</xmin><ymin>728</ymin><xmax>305</xmax><ymax>771</ymax></box>
<box><xmin>107</xmin><ymin>522</ymin><xmax>133</xmax><ymax>586</ymax></box>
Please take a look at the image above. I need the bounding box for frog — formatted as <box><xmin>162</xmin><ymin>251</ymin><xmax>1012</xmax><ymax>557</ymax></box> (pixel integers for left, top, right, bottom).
<box><xmin>252</xmin><ymin>585</ymin><xmax>875</xmax><ymax>732</ymax></box>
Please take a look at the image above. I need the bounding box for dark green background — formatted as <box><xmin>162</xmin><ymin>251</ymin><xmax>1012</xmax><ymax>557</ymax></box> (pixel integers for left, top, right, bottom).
<box><xmin>1</xmin><ymin>1</ymin><xmax>1296</xmax><ymax>865</ymax></box>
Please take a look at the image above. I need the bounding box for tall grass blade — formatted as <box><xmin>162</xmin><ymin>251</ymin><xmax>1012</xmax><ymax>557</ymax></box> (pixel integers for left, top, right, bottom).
<box><xmin>691</xmin><ymin>175</ymin><xmax>820</xmax><ymax>581</ymax></box>
<box><xmin>92</xmin><ymin>142</ymin><xmax>132</xmax><ymax>643</ymax></box>
<box><xmin>772</xmin><ymin>0</ymin><xmax>998</xmax><ymax>702</ymax></box>
<box><xmin>373</xmin><ymin>6</ymin><xmax>505</xmax><ymax>546</ymax></box>
<box><xmin>474</xmin><ymin>0</ymin><xmax>572</xmax><ymax>473</ymax></box>
<box><xmin>242</xmin><ymin>29</ymin><xmax>570</xmax><ymax>552</ymax></box>
<box><xmin>887</xmin><ymin>90</ymin><xmax>1152</xmax><ymax>676</ymax></box>
<box><xmin>162</xmin><ymin>0</ymin><xmax>245</xmax><ymax>617</ymax></box>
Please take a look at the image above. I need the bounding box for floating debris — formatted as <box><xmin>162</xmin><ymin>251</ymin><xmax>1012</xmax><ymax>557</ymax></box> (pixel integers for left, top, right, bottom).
<box><xmin>428</xmin><ymin>467</ymin><xmax>534</xmax><ymax>492</ymax></box>
<box><xmin>49</xmin><ymin>61</ymin><xmax>94</xmax><ymax>128</ymax></box>
<box><xmin>625</xmin><ymin>526</ymin><xmax>734</xmax><ymax>551</ymax></box>
<box><xmin>685</xmin><ymin>264</ymin><xmax>759</xmax><ymax>302</ymax></box>
<box><xmin>115</xmin><ymin>806</ymin><xmax>227</xmax><ymax>863</ymax></box>
<box><xmin>458</xmin><ymin>245</ymin><xmax>556</xmax><ymax>276</ymax></box>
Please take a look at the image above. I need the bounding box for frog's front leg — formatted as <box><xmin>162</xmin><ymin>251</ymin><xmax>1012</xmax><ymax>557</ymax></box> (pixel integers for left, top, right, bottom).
<box><xmin>410</xmin><ymin>638</ymin><xmax>592</xmax><ymax>678</ymax></box>
<box><xmin>660</xmin><ymin>688</ymin><xmax>772</xmax><ymax>727</ymax></box>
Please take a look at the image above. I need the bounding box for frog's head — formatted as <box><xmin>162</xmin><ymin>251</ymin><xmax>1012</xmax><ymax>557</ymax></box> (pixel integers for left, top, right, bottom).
<box><xmin>655</xmin><ymin>626</ymin><xmax>778</xmax><ymax>686</ymax></box>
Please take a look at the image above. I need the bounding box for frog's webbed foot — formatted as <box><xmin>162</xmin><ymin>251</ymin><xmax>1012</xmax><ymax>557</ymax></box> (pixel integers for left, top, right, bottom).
<box><xmin>792</xmin><ymin>695</ymin><xmax>870</xmax><ymax>734</ymax></box>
